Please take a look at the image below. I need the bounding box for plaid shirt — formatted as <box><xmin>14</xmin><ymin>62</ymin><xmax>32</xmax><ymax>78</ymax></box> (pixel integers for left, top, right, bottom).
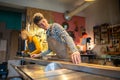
<box><xmin>41</xmin><ymin>23</ymin><xmax>78</xmax><ymax>56</ymax></box>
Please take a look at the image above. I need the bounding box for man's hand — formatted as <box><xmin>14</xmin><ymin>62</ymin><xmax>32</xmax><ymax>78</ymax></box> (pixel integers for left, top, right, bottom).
<box><xmin>31</xmin><ymin>54</ymin><xmax>41</xmax><ymax>58</ymax></box>
<box><xmin>71</xmin><ymin>51</ymin><xmax>81</xmax><ymax>64</ymax></box>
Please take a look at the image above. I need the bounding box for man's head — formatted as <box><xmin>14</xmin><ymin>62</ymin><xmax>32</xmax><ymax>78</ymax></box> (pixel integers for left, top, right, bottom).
<box><xmin>82</xmin><ymin>32</ymin><xmax>88</xmax><ymax>38</ymax></box>
<box><xmin>33</xmin><ymin>13</ymin><xmax>49</xmax><ymax>30</ymax></box>
<box><xmin>20</xmin><ymin>29</ymin><xmax>29</xmax><ymax>40</ymax></box>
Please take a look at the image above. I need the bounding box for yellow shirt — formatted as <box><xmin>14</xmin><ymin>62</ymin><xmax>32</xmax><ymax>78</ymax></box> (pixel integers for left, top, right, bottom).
<box><xmin>23</xmin><ymin>36</ymin><xmax>42</xmax><ymax>55</ymax></box>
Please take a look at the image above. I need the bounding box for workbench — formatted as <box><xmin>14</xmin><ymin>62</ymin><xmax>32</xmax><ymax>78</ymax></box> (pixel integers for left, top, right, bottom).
<box><xmin>14</xmin><ymin>57</ymin><xmax>120</xmax><ymax>80</ymax></box>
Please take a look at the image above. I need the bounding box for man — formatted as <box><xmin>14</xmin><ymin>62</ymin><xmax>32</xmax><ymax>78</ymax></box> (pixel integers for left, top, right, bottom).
<box><xmin>79</xmin><ymin>32</ymin><xmax>88</xmax><ymax>52</ymax></box>
<box><xmin>31</xmin><ymin>13</ymin><xmax>81</xmax><ymax>64</ymax></box>
<box><xmin>21</xmin><ymin>29</ymin><xmax>42</xmax><ymax>57</ymax></box>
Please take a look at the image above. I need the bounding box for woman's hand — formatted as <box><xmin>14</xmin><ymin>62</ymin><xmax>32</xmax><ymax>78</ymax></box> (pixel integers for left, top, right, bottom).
<box><xmin>30</xmin><ymin>54</ymin><xmax>41</xmax><ymax>58</ymax></box>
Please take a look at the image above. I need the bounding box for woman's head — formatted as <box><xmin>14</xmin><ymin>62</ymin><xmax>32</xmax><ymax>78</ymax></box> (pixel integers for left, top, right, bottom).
<box><xmin>82</xmin><ymin>32</ymin><xmax>88</xmax><ymax>38</ymax></box>
<box><xmin>20</xmin><ymin>29</ymin><xmax>29</xmax><ymax>40</ymax></box>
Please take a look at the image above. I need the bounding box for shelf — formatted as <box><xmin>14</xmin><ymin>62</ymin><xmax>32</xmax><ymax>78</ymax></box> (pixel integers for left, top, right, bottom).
<box><xmin>93</xmin><ymin>24</ymin><xmax>120</xmax><ymax>45</ymax></box>
<box><xmin>104</xmin><ymin>52</ymin><xmax>120</xmax><ymax>55</ymax></box>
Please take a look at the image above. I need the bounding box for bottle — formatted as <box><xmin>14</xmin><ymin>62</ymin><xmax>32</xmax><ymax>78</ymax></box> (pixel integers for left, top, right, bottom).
<box><xmin>106</xmin><ymin>46</ymin><xmax>109</xmax><ymax>52</ymax></box>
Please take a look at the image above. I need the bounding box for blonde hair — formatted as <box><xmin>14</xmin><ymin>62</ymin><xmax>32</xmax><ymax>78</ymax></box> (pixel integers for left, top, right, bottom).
<box><xmin>21</xmin><ymin>29</ymin><xmax>29</xmax><ymax>36</ymax></box>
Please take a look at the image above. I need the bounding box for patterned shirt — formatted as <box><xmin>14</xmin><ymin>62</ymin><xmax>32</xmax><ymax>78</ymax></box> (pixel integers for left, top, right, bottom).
<box><xmin>41</xmin><ymin>23</ymin><xmax>78</xmax><ymax>56</ymax></box>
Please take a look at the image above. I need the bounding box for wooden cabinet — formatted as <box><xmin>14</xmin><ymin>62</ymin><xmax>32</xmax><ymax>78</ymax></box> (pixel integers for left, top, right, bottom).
<box><xmin>100</xmin><ymin>24</ymin><xmax>109</xmax><ymax>44</ymax></box>
<box><xmin>110</xmin><ymin>25</ymin><xmax>120</xmax><ymax>52</ymax></box>
<box><xmin>93</xmin><ymin>26</ymin><xmax>101</xmax><ymax>44</ymax></box>
<box><xmin>93</xmin><ymin>24</ymin><xmax>120</xmax><ymax>51</ymax></box>
<box><xmin>93</xmin><ymin>24</ymin><xmax>109</xmax><ymax>45</ymax></box>
<box><xmin>111</xmin><ymin>25</ymin><xmax>120</xmax><ymax>40</ymax></box>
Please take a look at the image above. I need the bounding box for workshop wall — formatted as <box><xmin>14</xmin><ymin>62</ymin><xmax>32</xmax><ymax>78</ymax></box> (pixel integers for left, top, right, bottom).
<box><xmin>84</xmin><ymin>0</ymin><xmax>120</xmax><ymax>57</ymax></box>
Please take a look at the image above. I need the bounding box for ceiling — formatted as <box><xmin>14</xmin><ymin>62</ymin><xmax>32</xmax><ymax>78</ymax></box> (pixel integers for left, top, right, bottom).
<box><xmin>0</xmin><ymin>0</ymin><xmax>87</xmax><ymax>16</ymax></box>
<box><xmin>35</xmin><ymin>0</ymin><xmax>84</xmax><ymax>9</ymax></box>
<box><xmin>0</xmin><ymin>0</ymin><xmax>83</xmax><ymax>10</ymax></box>
<box><xmin>57</xmin><ymin>0</ymin><xmax>84</xmax><ymax>5</ymax></box>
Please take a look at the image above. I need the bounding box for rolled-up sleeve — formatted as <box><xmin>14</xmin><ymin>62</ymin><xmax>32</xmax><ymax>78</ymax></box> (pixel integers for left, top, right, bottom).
<box><xmin>62</xmin><ymin>32</ymin><xmax>78</xmax><ymax>53</ymax></box>
<box><xmin>54</xmin><ymin>24</ymin><xmax>78</xmax><ymax>53</ymax></box>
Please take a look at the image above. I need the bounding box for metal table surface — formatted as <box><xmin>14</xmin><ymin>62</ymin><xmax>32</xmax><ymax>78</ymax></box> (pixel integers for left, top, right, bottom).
<box><xmin>13</xmin><ymin>64</ymin><xmax>119</xmax><ymax>80</ymax></box>
<box><xmin>16</xmin><ymin>57</ymin><xmax>120</xmax><ymax>79</ymax></box>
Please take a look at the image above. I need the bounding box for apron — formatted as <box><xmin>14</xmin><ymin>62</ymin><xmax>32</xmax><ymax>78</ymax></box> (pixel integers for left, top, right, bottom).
<box><xmin>47</xmin><ymin>36</ymin><xmax>72</xmax><ymax>60</ymax></box>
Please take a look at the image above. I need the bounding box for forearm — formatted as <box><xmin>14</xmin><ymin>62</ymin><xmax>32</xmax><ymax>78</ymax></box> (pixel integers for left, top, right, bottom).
<box><xmin>54</xmin><ymin>23</ymin><xmax>78</xmax><ymax>53</ymax></box>
<box><xmin>63</xmin><ymin>35</ymin><xmax>78</xmax><ymax>53</ymax></box>
<box><xmin>41</xmin><ymin>49</ymin><xmax>52</xmax><ymax>56</ymax></box>
<box><xmin>30</xmin><ymin>49</ymin><xmax>41</xmax><ymax>55</ymax></box>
